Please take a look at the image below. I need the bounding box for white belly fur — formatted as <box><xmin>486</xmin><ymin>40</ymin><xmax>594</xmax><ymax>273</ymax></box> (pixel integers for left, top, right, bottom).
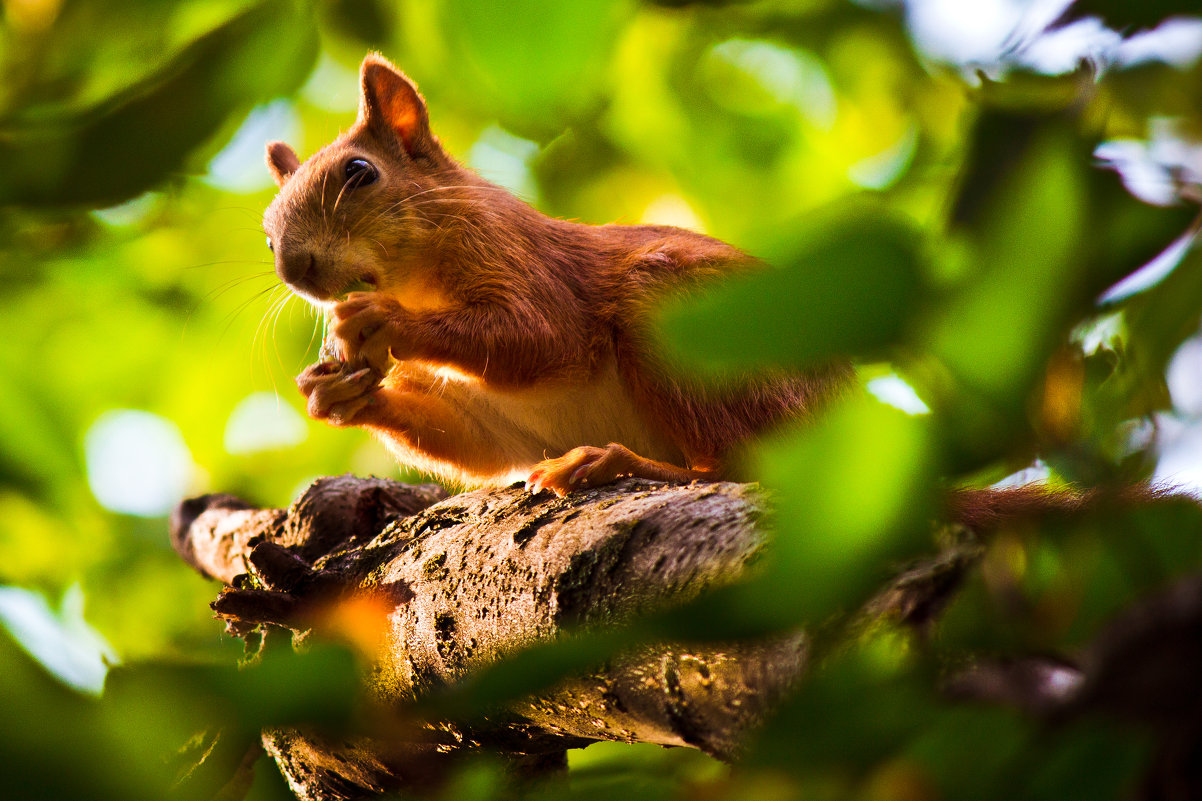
<box><xmin>381</xmin><ymin>358</ymin><xmax>684</xmax><ymax>486</ymax></box>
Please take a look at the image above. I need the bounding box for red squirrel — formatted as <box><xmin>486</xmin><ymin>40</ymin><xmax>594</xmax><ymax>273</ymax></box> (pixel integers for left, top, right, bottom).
<box><xmin>262</xmin><ymin>53</ymin><xmax>850</xmax><ymax>495</ymax></box>
<box><xmin>260</xmin><ymin>52</ymin><xmax>1177</xmax><ymax>539</ymax></box>
<box><xmin>262</xmin><ymin>54</ymin><xmax>1162</xmax><ymax>531</ymax></box>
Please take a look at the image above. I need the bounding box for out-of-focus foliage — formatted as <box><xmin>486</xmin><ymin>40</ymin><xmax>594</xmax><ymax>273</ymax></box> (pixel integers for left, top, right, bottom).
<box><xmin>0</xmin><ymin>0</ymin><xmax>318</xmax><ymax>206</ymax></box>
<box><xmin>1</xmin><ymin>0</ymin><xmax>1201</xmax><ymax>798</ymax></box>
<box><xmin>1052</xmin><ymin>0</ymin><xmax>1202</xmax><ymax>33</ymax></box>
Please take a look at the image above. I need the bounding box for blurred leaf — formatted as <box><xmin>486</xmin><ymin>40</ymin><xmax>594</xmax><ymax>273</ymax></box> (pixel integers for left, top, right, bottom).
<box><xmin>1062</xmin><ymin>499</ymin><xmax>1202</xmax><ymax>644</ymax></box>
<box><xmin>1123</xmin><ymin>497</ymin><xmax>1202</xmax><ymax>583</ymax></box>
<box><xmin>938</xmin><ymin>496</ymin><xmax>1202</xmax><ymax>655</ymax></box>
<box><xmin>0</xmin><ymin>0</ymin><xmax>319</xmax><ymax>207</ymax></box>
<box><xmin>645</xmin><ymin>0</ymin><xmax>752</xmax><ymax>7</ymax></box>
<box><xmin>748</xmin><ymin>637</ymin><xmax>935</xmax><ymax>774</ymax></box>
<box><xmin>1124</xmin><ymin>246</ymin><xmax>1202</xmax><ymax>384</ymax></box>
<box><xmin>1086</xmin><ymin>173</ymin><xmax>1197</xmax><ymax>290</ymax></box>
<box><xmin>80</xmin><ymin>643</ymin><xmax>357</xmax><ymax>798</ymax></box>
<box><xmin>0</xmin><ymin>629</ymin><xmax>170</xmax><ymax>800</ymax></box>
<box><xmin>1101</xmin><ymin>61</ymin><xmax>1202</xmax><ymax>137</ymax></box>
<box><xmin>564</xmin><ymin>740</ymin><xmax>722</xmax><ymax>801</ymax></box>
<box><xmin>659</xmin><ymin>205</ymin><xmax>927</xmax><ymax>373</ymax></box>
<box><xmin>949</xmin><ymin>105</ymin><xmax>1076</xmax><ymax>232</ymax></box>
<box><xmin>321</xmin><ymin>0</ymin><xmax>395</xmax><ymax>48</ymax></box>
<box><xmin>1020</xmin><ymin>721</ymin><xmax>1149</xmax><ymax>801</ymax></box>
<box><xmin>924</xmin><ymin>104</ymin><xmax>1192</xmax><ymax>472</ymax></box>
<box><xmin>437</xmin><ymin>0</ymin><xmax>628</xmax><ymax>137</ymax></box>
<box><xmin>934</xmin><ymin>117</ymin><xmax>1087</xmax><ymax>399</ymax></box>
<box><xmin>909</xmin><ymin>708</ymin><xmax>1146</xmax><ymax>800</ymax></box>
<box><xmin>104</xmin><ymin>642</ymin><xmax>359</xmax><ymax>737</ymax></box>
<box><xmin>643</xmin><ymin>397</ymin><xmax>938</xmax><ymax>648</ymax></box>
<box><xmin>754</xmin><ymin>393</ymin><xmax>937</xmax><ymax>621</ymax></box>
<box><xmin>1050</xmin><ymin>0</ymin><xmax>1202</xmax><ymax>33</ymax></box>
<box><xmin>0</xmin><ymin>379</ymin><xmax>79</xmax><ymax>503</ymax></box>
<box><xmin>905</xmin><ymin>707</ymin><xmax>1031</xmax><ymax>800</ymax></box>
<box><xmin>417</xmin><ymin>629</ymin><xmax>630</xmax><ymax>719</ymax></box>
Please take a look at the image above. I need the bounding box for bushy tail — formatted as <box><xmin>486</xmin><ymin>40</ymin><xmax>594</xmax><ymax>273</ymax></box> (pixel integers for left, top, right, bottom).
<box><xmin>946</xmin><ymin>484</ymin><xmax>1176</xmax><ymax>534</ymax></box>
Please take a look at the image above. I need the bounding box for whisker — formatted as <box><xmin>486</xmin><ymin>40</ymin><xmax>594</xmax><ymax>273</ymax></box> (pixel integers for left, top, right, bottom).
<box><xmin>365</xmin><ymin>236</ymin><xmax>390</xmax><ymax>259</ymax></box>
<box><xmin>302</xmin><ymin>299</ymin><xmax>324</xmax><ymax>363</ymax></box>
<box><xmin>183</xmin><ymin>259</ymin><xmax>274</xmax><ymax>270</ymax></box>
<box><xmin>255</xmin><ymin>286</ymin><xmax>293</xmax><ymax>387</ymax></box>
<box><xmin>214</xmin><ymin>205</ymin><xmax>272</xmax><ymax>222</ymax></box>
<box><xmin>320</xmin><ymin>171</ymin><xmax>330</xmax><ymax>227</ymax></box>
<box><xmin>200</xmin><ymin>271</ymin><xmax>276</xmax><ymax>303</ymax></box>
<box><xmin>251</xmin><ymin>285</ymin><xmax>288</xmax><ymax>361</ymax></box>
<box><xmin>268</xmin><ymin>290</ymin><xmax>297</xmax><ymax>381</ymax></box>
<box><xmin>216</xmin><ymin>283</ymin><xmax>278</xmax><ymax>354</ymax></box>
<box><xmin>348</xmin><ymin>184</ymin><xmax>514</xmax><ymax>233</ymax></box>
<box><xmin>332</xmin><ymin>180</ymin><xmax>352</xmax><ymax>217</ymax></box>
<box><xmin>400</xmin><ymin>184</ymin><xmax>516</xmax><ymax>202</ymax></box>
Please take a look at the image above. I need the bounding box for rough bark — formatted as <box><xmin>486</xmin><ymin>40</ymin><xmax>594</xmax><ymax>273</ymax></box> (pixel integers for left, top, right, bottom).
<box><xmin>172</xmin><ymin>476</ymin><xmax>802</xmax><ymax>799</ymax></box>
<box><xmin>172</xmin><ymin>476</ymin><xmax>1202</xmax><ymax>801</ymax></box>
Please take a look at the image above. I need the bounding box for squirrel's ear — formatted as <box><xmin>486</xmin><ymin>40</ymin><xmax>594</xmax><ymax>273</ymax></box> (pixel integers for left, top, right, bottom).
<box><xmin>266</xmin><ymin>141</ymin><xmax>300</xmax><ymax>187</ymax></box>
<box><xmin>358</xmin><ymin>54</ymin><xmax>436</xmax><ymax>159</ymax></box>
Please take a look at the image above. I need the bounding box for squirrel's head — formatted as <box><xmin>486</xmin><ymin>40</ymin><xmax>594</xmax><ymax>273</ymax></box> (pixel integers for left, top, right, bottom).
<box><xmin>262</xmin><ymin>54</ymin><xmax>459</xmax><ymax>305</ymax></box>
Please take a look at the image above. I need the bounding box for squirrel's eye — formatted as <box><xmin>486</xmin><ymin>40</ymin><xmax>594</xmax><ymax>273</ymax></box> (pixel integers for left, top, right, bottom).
<box><xmin>344</xmin><ymin>158</ymin><xmax>378</xmax><ymax>189</ymax></box>
<box><xmin>266</xmin><ymin>236</ymin><xmax>274</xmax><ymax>252</ymax></box>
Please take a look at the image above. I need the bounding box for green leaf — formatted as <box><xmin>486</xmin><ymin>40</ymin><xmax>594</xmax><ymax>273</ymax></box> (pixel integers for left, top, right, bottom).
<box><xmin>932</xmin><ymin>120</ymin><xmax>1087</xmax><ymax>405</ymax></box>
<box><xmin>103</xmin><ymin>643</ymin><xmax>359</xmax><ymax>737</ymax></box>
<box><xmin>748</xmin><ymin>638</ymin><xmax>936</xmax><ymax>774</ymax></box>
<box><xmin>659</xmin><ymin>205</ymin><xmax>927</xmax><ymax>373</ymax></box>
<box><xmin>916</xmin><ymin>104</ymin><xmax>1195</xmax><ymax>471</ymax></box>
<box><xmin>417</xmin><ymin>629</ymin><xmax>630</xmax><ymax>719</ymax></box>
<box><xmin>0</xmin><ymin>377</ymin><xmax>79</xmax><ymax>503</ymax></box>
<box><xmin>1050</xmin><ymin>0</ymin><xmax>1202</xmax><ymax>33</ymax></box>
<box><xmin>1087</xmin><ymin>170</ymin><xmax>1197</xmax><ymax>294</ymax></box>
<box><xmin>752</xmin><ymin>392</ymin><xmax>937</xmax><ymax>622</ymax></box>
<box><xmin>909</xmin><ymin>710</ymin><xmax>1146</xmax><ymax>801</ymax></box>
<box><xmin>1124</xmin><ymin>246</ymin><xmax>1202</xmax><ymax>385</ymax></box>
<box><xmin>1021</xmin><ymin>722</ymin><xmax>1149</xmax><ymax>801</ymax></box>
<box><xmin>0</xmin><ymin>0</ymin><xmax>319</xmax><ymax>208</ymax></box>
<box><xmin>0</xmin><ymin>630</ymin><xmax>171</xmax><ymax>800</ymax></box>
<box><xmin>616</xmin><ymin>401</ymin><xmax>925</xmax><ymax>646</ymax></box>
<box><xmin>905</xmin><ymin>707</ymin><xmax>1031</xmax><ymax>801</ymax></box>
<box><xmin>438</xmin><ymin>0</ymin><xmax>629</xmax><ymax>136</ymax></box>
<box><xmin>321</xmin><ymin>0</ymin><xmax>395</xmax><ymax>48</ymax></box>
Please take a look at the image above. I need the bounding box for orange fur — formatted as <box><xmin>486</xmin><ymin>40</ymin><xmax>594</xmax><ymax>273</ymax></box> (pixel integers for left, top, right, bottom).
<box><xmin>264</xmin><ymin>54</ymin><xmax>849</xmax><ymax>495</ymax></box>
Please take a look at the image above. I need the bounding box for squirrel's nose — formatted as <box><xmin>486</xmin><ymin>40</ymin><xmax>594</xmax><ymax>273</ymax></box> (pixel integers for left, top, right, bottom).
<box><xmin>275</xmin><ymin>247</ymin><xmax>317</xmax><ymax>288</ymax></box>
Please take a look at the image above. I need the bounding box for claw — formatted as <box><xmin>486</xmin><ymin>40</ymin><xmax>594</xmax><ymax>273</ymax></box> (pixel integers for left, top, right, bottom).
<box><xmin>569</xmin><ymin>465</ymin><xmax>591</xmax><ymax>487</ymax></box>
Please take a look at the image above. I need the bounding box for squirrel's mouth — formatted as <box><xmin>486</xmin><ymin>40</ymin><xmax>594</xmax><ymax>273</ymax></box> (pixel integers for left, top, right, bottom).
<box><xmin>295</xmin><ymin>271</ymin><xmax>378</xmax><ymax>306</ymax></box>
<box><xmin>333</xmin><ymin>274</ymin><xmax>378</xmax><ymax>300</ymax></box>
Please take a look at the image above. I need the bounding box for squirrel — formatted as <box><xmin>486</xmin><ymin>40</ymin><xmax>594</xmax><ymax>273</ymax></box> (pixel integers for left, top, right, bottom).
<box><xmin>260</xmin><ymin>54</ymin><xmax>1164</xmax><ymax>530</ymax></box>
<box><xmin>262</xmin><ymin>53</ymin><xmax>850</xmax><ymax>495</ymax></box>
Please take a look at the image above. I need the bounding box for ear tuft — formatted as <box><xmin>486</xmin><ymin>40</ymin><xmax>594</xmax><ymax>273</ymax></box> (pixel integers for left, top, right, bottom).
<box><xmin>266</xmin><ymin>141</ymin><xmax>301</xmax><ymax>187</ymax></box>
<box><xmin>358</xmin><ymin>54</ymin><xmax>436</xmax><ymax>159</ymax></box>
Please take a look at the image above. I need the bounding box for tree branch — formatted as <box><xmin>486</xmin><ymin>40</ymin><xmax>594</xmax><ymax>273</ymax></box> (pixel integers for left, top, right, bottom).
<box><xmin>171</xmin><ymin>476</ymin><xmax>1202</xmax><ymax>801</ymax></box>
<box><xmin>172</xmin><ymin>476</ymin><xmax>800</xmax><ymax>798</ymax></box>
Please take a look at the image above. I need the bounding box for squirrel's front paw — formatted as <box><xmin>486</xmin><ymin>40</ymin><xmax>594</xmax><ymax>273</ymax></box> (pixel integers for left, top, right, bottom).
<box><xmin>297</xmin><ymin>361</ymin><xmax>382</xmax><ymax>426</ymax></box>
<box><xmin>332</xmin><ymin>292</ymin><xmax>409</xmax><ymax>374</ymax></box>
